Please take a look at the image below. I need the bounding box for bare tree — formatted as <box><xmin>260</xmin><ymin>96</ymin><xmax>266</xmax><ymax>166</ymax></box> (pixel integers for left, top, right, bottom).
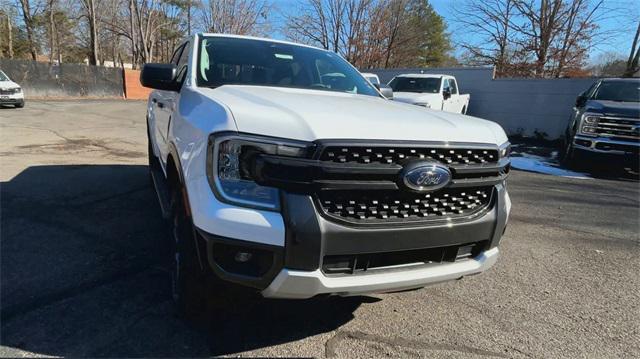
<box><xmin>47</xmin><ymin>0</ymin><xmax>55</xmax><ymax>62</ymax></box>
<box><xmin>79</xmin><ymin>0</ymin><xmax>100</xmax><ymax>65</ymax></box>
<box><xmin>284</xmin><ymin>0</ymin><xmax>342</xmax><ymax>51</ymax></box>
<box><xmin>511</xmin><ymin>0</ymin><xmax>604</xmax><ymax>77</ymax></box>
<box><xmin>17</xmin><ymin>0</ymin><xmax>39</xmax><ymax>60</ymax></box>
<box><xmin>198</xmin><ymin>0</ymin><xmax>270</xmax><ymax>35</ymax></box>
<box><xmin>550</xmin><ymin>0</ymin><xmax>603</xmax><ymax>77</ymax></box>
<box><xmin>453</xmin><ymin>0</ymin><xmax>517</xmax><ymax>76</ymax></box>
<box><xmin>625</xmin><ymin>21</ymin><xmax>640</xmax><ymax>77</ymax></box>
<box><xmin>7</xmin><ymin>13</ymin><xmax>14</xmax><ymax>58</ymax></box>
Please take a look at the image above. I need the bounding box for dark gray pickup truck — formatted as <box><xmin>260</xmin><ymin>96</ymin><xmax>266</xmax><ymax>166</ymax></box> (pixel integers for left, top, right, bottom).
<box><xmin>560</xmin><ymin>78</ymin><xmax>640</xmax><ymax>170</ymax></box>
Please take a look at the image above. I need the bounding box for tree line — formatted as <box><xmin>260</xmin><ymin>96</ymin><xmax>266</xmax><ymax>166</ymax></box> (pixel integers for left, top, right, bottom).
<box><xmin>0</xmin><ymin>0</ymin><xmax>638</xmax><ymax>77</ymax></box>
<box><xmin>453</xmin><ymin>0</ymin><xmax>638</xmax><ymax>78</ymax></box>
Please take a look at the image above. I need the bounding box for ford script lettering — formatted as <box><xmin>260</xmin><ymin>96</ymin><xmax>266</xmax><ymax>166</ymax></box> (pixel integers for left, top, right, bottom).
<box><xmin>402</xmin><ymin>163</ymin><xmax>452</xmax><ymax>192</ymax></box>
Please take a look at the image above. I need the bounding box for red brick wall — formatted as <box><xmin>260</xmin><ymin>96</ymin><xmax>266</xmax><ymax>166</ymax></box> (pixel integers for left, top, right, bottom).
<box><xmin>123</xmin><ymin>69</ymin><xmax>152</xmax><ymax>100</ymax></box>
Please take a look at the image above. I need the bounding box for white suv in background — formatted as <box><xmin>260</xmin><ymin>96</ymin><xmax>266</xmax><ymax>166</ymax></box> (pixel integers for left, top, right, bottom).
<box><xmin>141</xmin><ymin>34</ymin><xmax>511</xmax><ymax>317</ymax></box>
<box><xmin>0</xmin><ymin>70</ymin><xmax>24</xmax><ymax>108</ymax></box>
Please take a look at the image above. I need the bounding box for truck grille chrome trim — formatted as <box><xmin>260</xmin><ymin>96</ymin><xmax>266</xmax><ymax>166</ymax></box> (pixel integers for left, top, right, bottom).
<box><xmin>594</xmin><ymin>116</ymin><xmax>640</xmax><ymax>141</ymax></box>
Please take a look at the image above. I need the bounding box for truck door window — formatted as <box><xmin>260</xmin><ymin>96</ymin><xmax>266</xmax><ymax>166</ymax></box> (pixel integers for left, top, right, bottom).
<box><xmin>448</xmin><ymin>79</ymin><xmax>458</xmax><ymax>95</ymax></box>
<box><xmin>442</xmin><ymin>79</ymin><xmax>451</xmax><ymax>94</ymax></box>
<box><xmin>175</xmin><ymin>42</ymin><xmax>190</xmax><ymax>88</ymax></box>
<box><xmin>170</xmin><ymin>44</ymin><xmax>185</xmax><ymax>65</ymax></box>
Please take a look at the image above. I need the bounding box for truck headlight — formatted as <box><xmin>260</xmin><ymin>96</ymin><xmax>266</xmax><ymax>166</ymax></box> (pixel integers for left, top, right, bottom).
<box><xmin>578</xmin><ymin>113</ymin><xmax>600</xmax><ymax>136</ymax></box>
<box><xmin>499</xmin><ymin>142</ymin><xmax>511</xmax><ymax>158</ymax></box>
<box><xmin>15</xmin><ymin>88</ymin><xmax>22</xmax><ymax>93</ymax></box>
<box><xmin>207</xmin><ymin>134</ymin><xmax>310</xmax><ymax>211</ymax></box>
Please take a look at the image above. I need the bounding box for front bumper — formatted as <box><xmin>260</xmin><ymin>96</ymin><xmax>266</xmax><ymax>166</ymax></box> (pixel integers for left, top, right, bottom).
<box><xmin>0</xmin><ymin>91</ymin><xmax>24</xmax><ymax>105</ymax></box>
<box><xmin>574</xmin><ymin>135</ymin><xmax>639</xmax><ymax>156</ymax></box>
<box><xmin>262</xmin><ymin>248</ymin><xmax>499</xmax><ymax>299</ymax></box>
<box><xmin>194</xmin><ymin>183</ymin><xmax>510</xmax><ymax>299</ymax></box>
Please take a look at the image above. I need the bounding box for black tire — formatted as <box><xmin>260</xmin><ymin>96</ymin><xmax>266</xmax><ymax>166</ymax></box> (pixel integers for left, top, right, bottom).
<box><xmin>170</xmin><ymin>185</ymin><xmax>210</xmax><ymax>319</ymax></box>
<box><xmin>559</xmin><ymin>139</ymin><xmax>587</xmax><ymax>170</ymax></box>
<box><xmin>169</xmin><ymin>183</ymin><xmax>243</xmax><ymax>322</ymax></box>
<box><xmin>15</xmin><ymin>101</ymin><xmax>24</xmax><ymax>108</ymax></box>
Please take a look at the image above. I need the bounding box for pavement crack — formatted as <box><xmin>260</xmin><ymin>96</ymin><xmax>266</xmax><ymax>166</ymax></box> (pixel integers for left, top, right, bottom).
<box><xmin>0</xmin><ymin>124</ymin><xmax>71</xmax><ymax>142</ymax></box>
<box><xmin>324</xmin><ymin>330</ymin><xmax>509</xmax><ymax>358</ymax></box>
<box><xmin>0</xmin><ymin>263</ymin><xmax>162</xmax><ymax>324</ymax></box>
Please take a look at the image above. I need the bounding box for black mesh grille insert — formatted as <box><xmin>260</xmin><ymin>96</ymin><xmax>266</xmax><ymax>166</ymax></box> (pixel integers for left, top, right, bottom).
<box><xmin>317</xmin><ymin>187</ymin><xmax>492</xmax><ymax>224</ymax></box>
<box><xmin>322</xmin><ymin>241</ymin><xmax>487</xmax><ymax>275</ymax></box>
<box><xmin>319</xmin><ymin>146</ymin><xmax>499</xmax><ymax>165</ymax></box>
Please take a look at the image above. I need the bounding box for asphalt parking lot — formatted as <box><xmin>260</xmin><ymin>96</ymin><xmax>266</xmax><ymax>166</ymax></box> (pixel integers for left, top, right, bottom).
<box><xmin>1</xmin><ymin>101</ymin><xmax>639</xmax><ymax>358</ymax></box>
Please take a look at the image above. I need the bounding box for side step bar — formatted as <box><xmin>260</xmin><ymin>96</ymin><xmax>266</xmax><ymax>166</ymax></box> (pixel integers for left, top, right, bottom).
<box><xmin>149</xmin><ymin>162</ymin><xmax>172</xmax><ymax>219</ymax></box>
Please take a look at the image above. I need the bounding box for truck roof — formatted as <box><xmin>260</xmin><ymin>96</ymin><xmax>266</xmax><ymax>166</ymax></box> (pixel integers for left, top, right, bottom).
<box><xmin>198</xmin><ymin>33</ymin><xmax>323</xmax><ymax>51</ymax></box>
<box><xmin>395</xmin><ymin>74</ymin><xmax>451</xmax><ymax>79</ymax></box>
<box><xmin>600</xmin><ymin>78</ymin><xmax>640</xmax><ymax>83</ymax></box>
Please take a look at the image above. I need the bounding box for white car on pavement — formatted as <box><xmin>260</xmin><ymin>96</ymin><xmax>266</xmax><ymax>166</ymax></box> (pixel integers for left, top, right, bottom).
<box><xmin>0</xmin><ymin>70</ymin><xmax>24</xmax><ymax>108</ymax></box>
<box><xmin>141</xmin><ymin>34</ymin><xmax>510</xmax><ymax>317</ymax></box>
<box><xmin>389</xmin><ymin>74</ymin><xmax>469</xmax><ymax>114</ymax></box>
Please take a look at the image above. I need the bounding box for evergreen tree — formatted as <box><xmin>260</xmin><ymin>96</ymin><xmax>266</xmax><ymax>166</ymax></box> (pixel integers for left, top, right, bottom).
<box><xmin>402</xmin><ymin>0</ymin><xmax>453</xmax><ymax>67</ymax></box>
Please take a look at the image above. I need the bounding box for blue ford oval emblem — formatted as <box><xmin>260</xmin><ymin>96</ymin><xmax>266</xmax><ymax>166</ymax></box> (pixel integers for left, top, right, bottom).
<box><xmin>401</xmin><ymin>163</ymin><xmax>452</xmax><ymax>192</ymax></box>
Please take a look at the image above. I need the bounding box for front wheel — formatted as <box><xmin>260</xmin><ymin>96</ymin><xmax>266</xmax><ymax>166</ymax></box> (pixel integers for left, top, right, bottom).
<box><xmin>170</xmin><ymin>185</ymin><xmax>210</xmax><ymax>318</ymax></box>
<box><xmin>559</xmin><ymin>138</ymin><xmax>586</xmax><ymax>170</ymax></box>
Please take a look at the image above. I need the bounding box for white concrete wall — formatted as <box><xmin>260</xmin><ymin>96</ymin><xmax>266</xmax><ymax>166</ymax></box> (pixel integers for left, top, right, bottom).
<box><xmin>367</xmin><ymin>67</ymin><xmax>598</xmax><ymax>140</ymax></box>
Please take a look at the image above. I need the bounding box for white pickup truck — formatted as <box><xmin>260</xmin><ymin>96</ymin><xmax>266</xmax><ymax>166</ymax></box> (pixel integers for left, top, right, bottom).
<box><xmin>389</xmin><ymin>74</ymin><xmax>470</xmax><ymax>114</ymax></box>
<box><xmin>142</xmin><ymin>34</ymin><xmax>511</xmax><ymax>317</ymax></box>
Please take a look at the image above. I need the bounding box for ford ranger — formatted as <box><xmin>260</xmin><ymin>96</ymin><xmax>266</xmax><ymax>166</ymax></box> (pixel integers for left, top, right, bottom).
<box><xmin>389</xmin><ymin>74</ymin><xmax>469</xmax><ymax>114</ymax></box>
<box><xmin>560</xmin><ymin>78</ymin><xmax>639</xmax><ymax>170</ymax></box>
<box><xmin>141</xmin><ymin>34</ymin><xmax>511</xmax><ymax>316</ymax></box>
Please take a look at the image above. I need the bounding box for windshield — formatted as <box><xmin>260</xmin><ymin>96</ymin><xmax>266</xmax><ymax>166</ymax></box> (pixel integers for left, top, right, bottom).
<box><xmin>197</xmin><ymin>37</ymin><xmax>378</xmax><ymax>96</ymax></box>
<box><xmin>389</xmin><ymin>77</ymin><xmax>440</xmax><ymax>93</ymax></box>
<box><xmin>593</xmin><ymin>81</ymin><xmax>640</xmax><ymax>102</ymax></box>
<box><xmin>0</xmin><ymin>71</ymin><xmax>9</xmax><ymax>81</ymax></box>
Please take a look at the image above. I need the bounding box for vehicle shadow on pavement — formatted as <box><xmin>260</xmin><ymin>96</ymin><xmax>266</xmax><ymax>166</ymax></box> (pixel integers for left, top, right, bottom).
<box><xmin>0</xmin><ymin>164</ymin><xmax>367</xmax><ymax>357</ymax></box>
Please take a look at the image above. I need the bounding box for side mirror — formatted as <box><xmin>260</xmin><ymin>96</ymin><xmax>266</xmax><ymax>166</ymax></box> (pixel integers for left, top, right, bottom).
<box><xmin>575</xmin><ymin>94</ymin><xmax>587</xmax><ymax>107</ymax></box>
<box><xmin>443</xmin><ymin>88</ymin><xmax>451</xmax><ymax>100</ymax></box>
<box><xmin>140</xmin><ymin>63</ymin><xmax>178</xmax><ymax>91</ymax></box>
<box><xmin>379</xmin><ymin>84</ymin><xmax>394</xmax><ymax>99</ymax></box>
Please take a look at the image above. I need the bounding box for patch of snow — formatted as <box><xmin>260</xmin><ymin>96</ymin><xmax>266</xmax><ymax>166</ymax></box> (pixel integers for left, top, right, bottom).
<box><xmin>510</xmin><ymin>153</ymin><xmax>591</xmax><ymax>179</ymax></box>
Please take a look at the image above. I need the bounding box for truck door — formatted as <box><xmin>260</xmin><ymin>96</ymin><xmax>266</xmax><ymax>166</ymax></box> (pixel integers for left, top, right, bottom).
<box><xmin>441</xmin><ymin>78</ymin><xmax>458</xmax><ymax>113</ymax></box>
<box><xmin>152</xmin><ymin>42</ymin><xmax>188</xmax><ymax>163</ymax></box>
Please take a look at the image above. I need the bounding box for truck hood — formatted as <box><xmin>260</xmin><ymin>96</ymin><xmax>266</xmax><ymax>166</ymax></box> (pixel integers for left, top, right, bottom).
<box><xmin>585</xmin><ymin>100</ymin><xmax>640</xmax><ymax>118</ymax></box>
<box><xmin>198</xmin><ymin>85</ymin><xmax>507</xmax><ymax>145</ymax></box>
<box><xmin>392</xmin><ymin>92</ymin><xmax>441</xmax><ymax>105</ymax></box>
<box><xmin>0</xmin><ymin>80</ymin><xmax>20</xmax><ymax>90</ymax></box>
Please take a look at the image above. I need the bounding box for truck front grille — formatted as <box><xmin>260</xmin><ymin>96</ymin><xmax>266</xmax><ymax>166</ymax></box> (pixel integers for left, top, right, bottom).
<box><xmin>317</xmin><ymin>187</ymin><xmax>493</xmax><ymax>224</ymax></box>
<box><xmin>594</xmin><ymin>116</ymin><xmax>640</xmax><ymax>141</ymax></box>
<box><xmin>0</xmin><ymin>88</ymin><xmax>19</xmax><ymax>95</ymax></box>
<box><xmin>319</xmin><ymin>146</ymin><xmax>499</xmax><ymax>166</ymax></box>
